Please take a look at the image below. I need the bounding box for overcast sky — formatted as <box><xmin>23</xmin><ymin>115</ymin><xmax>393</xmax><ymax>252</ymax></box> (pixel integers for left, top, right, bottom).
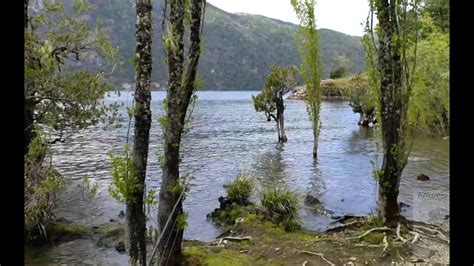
<box><xmin>207</xmin><ymin>0</ymin><xmax>370</xmax><ymax>36</ymax></box>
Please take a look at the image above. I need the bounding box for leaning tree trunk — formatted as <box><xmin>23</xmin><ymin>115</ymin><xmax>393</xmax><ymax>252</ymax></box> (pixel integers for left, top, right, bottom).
<box><xmin>375</xmin><ymin>0</ymin><xmax>405</xmax><ymax>223</ymax></box>
<box><xmin>157</xmin><ymin>0</ymin><xmax>204</xmax><ymax>265</ymax></box>
<box><xmin>127</xmin><ymin>0</ymin><xmax>153</xmax><ymax>264</ymax></box>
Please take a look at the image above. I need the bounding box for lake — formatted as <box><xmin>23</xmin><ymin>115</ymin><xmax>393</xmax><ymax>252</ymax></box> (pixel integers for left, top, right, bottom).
<box><xmin>26</xmin><ymin>91</ymin><xmax>449</xmax><ymax>264</ymax></box>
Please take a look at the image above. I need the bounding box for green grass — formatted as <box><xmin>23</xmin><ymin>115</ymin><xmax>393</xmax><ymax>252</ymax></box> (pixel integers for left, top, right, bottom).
<box><xmin>261</xmin><ymin>187</ymin><xmax>300</xmax><ymax>231</ymax></box>
<box><xmin>225</xmin><ymin>173</ymin><xmax>254</xmax><ymax>205</ymax></box>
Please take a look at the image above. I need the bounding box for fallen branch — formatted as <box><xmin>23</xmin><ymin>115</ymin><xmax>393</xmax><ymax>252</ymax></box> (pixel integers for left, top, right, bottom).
<box><xmin>326</xmin><ymin>220</ymin><xmax>364</xmax><ymax>232</ymax></box>
<box><xmin>300</xmin><ymin>250</ymin><xmax>335</xmax><ymax>265</ymax></box>
<box><xmin>222</xmin><ymin>236</ymin><xmax>252</xmax><ymax>242</ymax></box>
<box><xmin>345</xmin><ymin>227</ymin><xmax>391</xmax><ymax>240</ymax></box>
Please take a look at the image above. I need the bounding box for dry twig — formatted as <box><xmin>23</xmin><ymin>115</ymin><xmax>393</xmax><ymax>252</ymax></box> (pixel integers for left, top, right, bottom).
<box><xmin>300</xmin><ymin>250</ymin><xmax>335</xmax><ymax>265</ymax></box>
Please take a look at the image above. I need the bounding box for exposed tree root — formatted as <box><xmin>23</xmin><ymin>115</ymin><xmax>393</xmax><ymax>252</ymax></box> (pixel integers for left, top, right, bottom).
<box><xmin>410</xmin><ymin>231</ymin><xmax>421</xmax><ymax>244</ymax></box>
<box><xmin>326</xmin><ymin>220</ymin><xmax>364</xmax><ymax>232</ymax></box>
<box><xmin>300</xmin><ymin>250</ymin><xmax>335</xmax><ymax>265</ymax></box>
<box><xmin>413</xmin><ymin>225</ymin><xmax>449</xmax><ymax>243</ymax></box>
<box><xmin>345</xmin><ymin>227</ymin><xmax>391</xmax><ymax>240</ymax></box>
<box><xmin>396</xmin><ymin>223</ymin><xmax>408</xmax><ymax>243</ymax></box>
<box><xmin>354</xmin><ymin>243</ymin><xmax>384</xmax><ymax>248</ymax></box>
<box><xmin>380</xmin><ymin>235</ymin><xmax>389</xmax><ymax>257</ymax></box>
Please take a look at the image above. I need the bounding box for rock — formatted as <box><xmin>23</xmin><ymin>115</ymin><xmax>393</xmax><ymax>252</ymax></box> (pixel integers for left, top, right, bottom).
<box><xmin>399</xmin><ymin>202</ymin><xmax>410</xmax><ymax>208</ymax></box>
<box><xmin>304</xmin><ymin>195</ymin><xmax>321</xmax><ymax>206</ymax></box>
<box><xmin>115</xmin><ymin>241</ymin><xmax>126</xmax><ymax>253</ymax></box>
<box><xmin>109</xmin><ymin>219</ymin><xmax>116</xmax><ymax>223</ymax></box>
<box><xmin>417</xmin><ymin>174</ymin><xmax>430</xmax><ymax>181</ymax></box>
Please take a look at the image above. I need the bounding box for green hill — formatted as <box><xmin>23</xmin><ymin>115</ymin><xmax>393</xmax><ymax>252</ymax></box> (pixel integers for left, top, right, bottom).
<box><xmin>33</xmin><ymin>0</ymin><xmax>366</xmax><ymax>90</ymax></box>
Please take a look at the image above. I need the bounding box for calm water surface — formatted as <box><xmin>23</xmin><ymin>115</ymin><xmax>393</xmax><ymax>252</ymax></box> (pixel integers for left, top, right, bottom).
<box><xmin>26</xmin><ymin>91</ymin><xmax>449</xmax><ymax>264</ymax></box>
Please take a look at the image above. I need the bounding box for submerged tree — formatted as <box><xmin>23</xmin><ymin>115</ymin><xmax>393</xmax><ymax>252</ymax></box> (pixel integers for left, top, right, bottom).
<box><xmin>291</xmin><ymin>0</ymin><xmax>323</xmax><ymax>158</ymax></box>
<box><xmin>253</xmin><ymin>65</ymin><xmax>297</xmax><ymax>143</ymax></box>
<box><xmin>24</xmin><ymin>0</ymin><xmax>118</xmax><ymax>155</ymax></box>
<box><xmin>365</xmin><ymin>0</ymin><xmax>421</xmax><ymax>223</ymax></box>
<box><xmin>348</xmin><ymin>74</ymin><xmax>377</xmax><ymax>127</ymax></box>
<box><xmin>154</xmin><ymin>0</ymin><xmax>206</xmax><ymax>264</ymax></box>
<box><xmin>124</xmin><ymin>0</ymin><xmax>154</xmax><ymax>264</ymax></box>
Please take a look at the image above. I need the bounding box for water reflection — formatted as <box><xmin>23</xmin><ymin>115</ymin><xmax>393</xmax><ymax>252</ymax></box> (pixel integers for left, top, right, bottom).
<box><xmin>253</xmin><ymin>144</ymin><xmax>287</xmax><ymax>186</ymax></box>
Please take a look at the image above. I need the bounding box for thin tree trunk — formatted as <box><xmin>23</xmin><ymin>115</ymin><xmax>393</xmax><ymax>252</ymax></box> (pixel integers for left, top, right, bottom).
<box><xmin>280</xmin><ymin>113</ymin><xmax>287</xmax><ymax>142</ymax></box>
<box><xmin>276</xmin><ymin>103</ymin><xmax>287</xmax><ymax>143</ymax></box>
<box><xmin>157</xmin><ymin>0</ymin><xmax>204</xmax><ymax>264</ymax></box>
<box><xmin>127</xmin><ymin>0</ymin><xmax>153</xmax><ymax>264</ymax></box>
<box><xmin>312</xmin><ymin>121</ymin><xmax>318</xmax><ymax>158</ymax></box>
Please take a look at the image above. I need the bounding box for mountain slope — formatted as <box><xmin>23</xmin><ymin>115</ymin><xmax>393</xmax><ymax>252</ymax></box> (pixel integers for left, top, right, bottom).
<box><xmin>32</xmin><ymin>0</ymin><xmax>366</xmax><ymax>90</ymax></box>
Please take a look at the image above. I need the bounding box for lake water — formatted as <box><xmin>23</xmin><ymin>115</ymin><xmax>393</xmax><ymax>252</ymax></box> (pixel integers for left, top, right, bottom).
<box><xmin>26</xmin><ymin>91</ymin><xmax>449</xmax><ymax>264</ymax></box>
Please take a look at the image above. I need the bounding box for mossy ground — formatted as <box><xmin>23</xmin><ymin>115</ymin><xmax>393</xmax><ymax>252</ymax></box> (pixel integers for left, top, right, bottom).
<box><xmin>26</xmin><ymin>221</ymin><xmax>89</xmax><ymax>246</ymax></box>
<box><xmin>185</xmin><ymin>211</ymin><xmax>416</xmax><ymax>265</ymax></box>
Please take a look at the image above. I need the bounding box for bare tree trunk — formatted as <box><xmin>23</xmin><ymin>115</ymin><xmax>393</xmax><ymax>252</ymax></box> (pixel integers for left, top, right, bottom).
<box><xmin>276</xmin><ymin>103</ymin><xmax>287</xmax><ymax>143</ymax></box>
<box><xmin>279</xmin><ymin>112</ymin><xmax>287</xmax><ymax>142</ymax></box>
<box><xmin>276</xmin><ymin>117</ymin><xmax>282</xmax><ymax>142</ymax></box>
<box><xmin>157</xmin><ymin>0</ymin><xmax>204</xmax><ymax>264</ymax></box>
<box><xmin>312</xmin><ymin>121</ymin><xmax>318</xmax><ymax>158</ymax></box>
<box><xmin>127</xmin><ymin>0</ymin><xmax>153</xmax><ymax>264</ymax></box>
<box><xmin>375</xmin><ymin>0</ymin><xmax>405</xmax><ymax>223</ymax></box>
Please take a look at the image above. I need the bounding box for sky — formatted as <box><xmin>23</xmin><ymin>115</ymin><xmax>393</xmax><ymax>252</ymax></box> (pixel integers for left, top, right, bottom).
<box><xmin>207</xmin><ymin>0</ymin><xmax>370</xmax><ymax>36</ymax></box>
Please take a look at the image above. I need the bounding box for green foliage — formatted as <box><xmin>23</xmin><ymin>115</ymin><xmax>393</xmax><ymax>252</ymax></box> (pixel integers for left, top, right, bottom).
<box><xmin>408</xmin><ymin>16</ymin><xmax>449</xmax><ymax>136</ymax></box>
<box><xmin>291</xmin><ymin>0</ymin><xmax>323</xmax><ymax>153</ymax></box>
<box><xmin>225</xmin><ymin>173</ymin><xmax>255</xmax><ymax>205</ymax></box>
<box><xmin>329</xmin><ymin>66</ymin><xmax>346</xmax><ymax>79</ymax></box>
<box><xmin>347</xmin><ymin>74</ymin><xmax>375</xmax><ymax>115</ymax></box>
<box><xmin>108</xmin><ymin>146</ymin><xmax>140</xmax><ymax>204</ymax></box>
<box><xmin>25</xmin><ymin>0</ymin><xmax>120</xmax><ymax>144</ymax></box>
<box><xmin>24</xmin><ymin>133</ymin><xmax>65</xmax><ymax>241</ymax></box>
<box><xmin>261</xmin><ymin>187</ymin><xmax>300</xmax><ymax>231</ymax></box>
<box><xmin>145</xmin><ymin>188</ymin><xmax>158</xmax><ymax>206</ymax></box>
<box><xmin>177</xmin><ymin>212</ymin><xmax>189</xmax><ymax>230</ymax></box>
<box><xmin>211</xmin><ymin>203</ymin><xmax>255</xmax><ymax>227</ymax></box>
<box><xmin>252</xmin><ymin>65</ymin><xmax>297</xmax><ymax>121</ymax></box>
<box><xmin>423</xmin><ymin>0</ymin><xmax>449</xmax><ymax>31</ymax></box>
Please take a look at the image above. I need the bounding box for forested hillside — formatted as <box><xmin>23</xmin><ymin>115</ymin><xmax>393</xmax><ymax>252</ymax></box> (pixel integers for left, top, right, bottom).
<box><xmin>30</xmin><ymin>0</ymin><xmax>365</xmax><ymax>90</ymax></box>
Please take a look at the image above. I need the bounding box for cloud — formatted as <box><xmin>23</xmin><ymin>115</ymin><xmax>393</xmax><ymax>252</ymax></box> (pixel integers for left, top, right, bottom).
<box><xmin>207</xmin><ymin>0</ymin><xmax>370</xmax><ymax>36</ymax></box>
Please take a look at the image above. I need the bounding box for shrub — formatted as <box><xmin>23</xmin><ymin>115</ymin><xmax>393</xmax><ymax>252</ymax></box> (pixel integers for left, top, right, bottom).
<box><xmin>24</xmin><ymin>134</ymin><xmax>65</xmax><ymax>242</ymax></box>
<box><xmin>329</xmin><ymin>66</ymin><xmax>346</xmax><ymax>79</ymax></box>
<box><xmin>261</xmin><ymin>187</ymin><xmax>300</xmax><ymax>231</ymax></box>
<box><xmin>225</xmin><ymin>172</ymin><xmax>254</xmax><ymax>205</ymax></box>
